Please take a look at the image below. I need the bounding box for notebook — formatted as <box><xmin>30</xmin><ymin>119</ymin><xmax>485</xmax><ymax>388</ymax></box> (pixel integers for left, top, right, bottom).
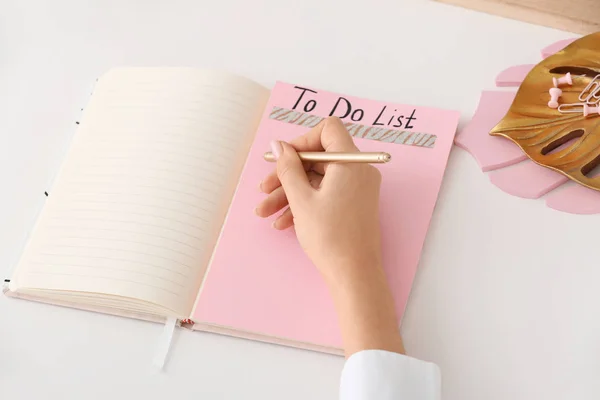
<box><xmin>4</xmin><ymin>68</ymin><xmax>460</xmax><ymax>354</ymax></box>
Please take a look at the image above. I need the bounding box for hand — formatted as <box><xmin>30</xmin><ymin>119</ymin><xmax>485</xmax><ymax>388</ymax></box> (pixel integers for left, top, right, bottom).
<box><xmin>255</xmin><ymin>117</ymin><xmax>404</xmax><ymax>356</ymax></box>
<box><xmin>255</xmin><ymin>117</ymin><xmax>383</xmax><ymax>283</ymax></box>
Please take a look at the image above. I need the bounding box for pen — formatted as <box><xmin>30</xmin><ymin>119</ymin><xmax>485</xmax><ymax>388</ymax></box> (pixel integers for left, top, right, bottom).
<box><xmin>263</xmin><ymin>151</ymin><xmax>391</xmax><ymax>164</ymax></box>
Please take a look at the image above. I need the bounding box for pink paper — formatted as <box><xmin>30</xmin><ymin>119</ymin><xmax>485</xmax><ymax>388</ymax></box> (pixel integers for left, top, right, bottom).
<box><xmin>541</xmin><ymin>38</ymin><xmax>577</xmax><ymax>58</ymax></box>
<box><xmin>495</xmin><ymin>64</ymin><xmax>535</xmax><ymax>87</ymax></box>
<box><xmin>489</xmin><ymin>160</ymin><xmax>569</xmax><ymax>199</ymax></box>
<box><xmin>454</xmin><ymin>91</ymin><xmax>527</xmax><ymax>172</ymax></box>
<box><xmin>194</xmin><ymin>82</ymin><xmax>460</xmax><ymax>349</ymax></box>
<box><xmin>546</xmin><ymin>181</ymin><xmax>600</xmax><ymax>214</ymax></box>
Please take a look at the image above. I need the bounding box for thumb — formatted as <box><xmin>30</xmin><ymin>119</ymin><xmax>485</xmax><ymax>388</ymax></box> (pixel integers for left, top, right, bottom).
<box><xmin>271</xmin><ymin>140</ymin><xmax>312</xmax><ymax>204</ymax></box>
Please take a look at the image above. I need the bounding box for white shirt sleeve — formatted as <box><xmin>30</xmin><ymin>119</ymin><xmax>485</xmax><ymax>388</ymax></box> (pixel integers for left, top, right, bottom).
<box><xmin>339</xmin><ymin>350</ymin><xmax>441</xmax><ymax>400</ymax></box>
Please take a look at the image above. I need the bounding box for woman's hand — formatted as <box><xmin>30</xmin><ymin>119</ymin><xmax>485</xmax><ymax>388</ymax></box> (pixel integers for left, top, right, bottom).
<box><xmin>255</xmin><ymin>117</ymin><xmax>405</xmax><ymax>357</ymax></box>
<box><xmin>255</xmin><ymin>117</ymin><xmax>382</xmax><ymax>283</ymax></box>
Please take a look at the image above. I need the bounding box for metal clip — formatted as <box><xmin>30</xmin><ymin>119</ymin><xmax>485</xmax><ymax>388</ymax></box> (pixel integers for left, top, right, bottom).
<box><xmin>558</xmin><ymin>102</ymin><xmax>599</xmax><ymax>117</ymax></box>
<box><xmin>558</xmin><ymin>103</ymin><xmax>588</xmax><ymax>114</ymax></box>
<box><xmin>578</xmin><ymin>75</ymin><xmax>600</xmax><ymax>104</ymax></box>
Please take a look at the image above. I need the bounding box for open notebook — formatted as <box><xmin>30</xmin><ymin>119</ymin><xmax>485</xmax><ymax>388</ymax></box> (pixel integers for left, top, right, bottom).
<box><xmin>4</xmin><ymin>68</ymin><xmax>459</xmax><ymax>354</ymax></box>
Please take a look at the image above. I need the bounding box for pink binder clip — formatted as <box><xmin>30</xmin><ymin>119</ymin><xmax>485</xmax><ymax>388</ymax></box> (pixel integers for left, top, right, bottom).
<box><xmin>553</xmin><ymin>72</ymin><xmax>573</xmax><ymax>87</ymax></box>
<box><xmin>548</xmin><ymin>87</ymin><xmax>562</xmax><ymax>108</ymax></box>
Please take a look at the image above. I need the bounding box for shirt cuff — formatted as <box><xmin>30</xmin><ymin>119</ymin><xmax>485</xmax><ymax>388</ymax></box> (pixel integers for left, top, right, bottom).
<box><xmin>340</xmin><ymin>350</ymin><xmax>441</xmax><ymax>400</ymax></box>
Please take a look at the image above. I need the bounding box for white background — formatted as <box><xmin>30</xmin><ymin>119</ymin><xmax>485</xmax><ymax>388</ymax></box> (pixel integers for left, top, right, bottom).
<box><xmin>1</xmin><ymin>1</ymin><xmax>597</xmax><ymax>399</ymax></box>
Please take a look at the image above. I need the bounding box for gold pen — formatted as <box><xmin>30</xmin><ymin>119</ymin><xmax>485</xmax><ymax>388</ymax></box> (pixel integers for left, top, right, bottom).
<box><xmin>263</xmin><ymin>151</ymin><xmax>391</xmax><ymax>164</ymax></box>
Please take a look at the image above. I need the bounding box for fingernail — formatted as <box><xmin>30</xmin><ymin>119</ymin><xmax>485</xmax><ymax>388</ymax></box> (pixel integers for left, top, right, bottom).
<box><xmin>271</xmin><ymin>220</ymin><xmax>278</xmax><ymax>229</ymax></box>
<box><xmin>270</xmin><ymin>140</ymin><xmax>283</xmax><ymax>160</ymax></box>
<box><xmin>254</xmin><ymin>207</ymin><xmax>260</xmax><ymax>216</ymax></box>
<box><xmin>258</xmin><ymin>181</ymin><xmax>263</xmax><ymax>192</ymax></box>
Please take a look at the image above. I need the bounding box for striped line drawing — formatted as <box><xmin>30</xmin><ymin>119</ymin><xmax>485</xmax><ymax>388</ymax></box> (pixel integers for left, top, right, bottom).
<box><xmin>269</xmin><ymin>107</ymin><xmax>436</xmax><ymax>148</ymax></box>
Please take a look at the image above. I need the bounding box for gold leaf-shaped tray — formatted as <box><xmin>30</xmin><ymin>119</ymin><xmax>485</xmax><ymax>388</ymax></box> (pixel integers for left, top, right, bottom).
<box><xmin>490</xmin><ymin>32</ymin><xmax>600</xmax><ymax>191</ymax></box>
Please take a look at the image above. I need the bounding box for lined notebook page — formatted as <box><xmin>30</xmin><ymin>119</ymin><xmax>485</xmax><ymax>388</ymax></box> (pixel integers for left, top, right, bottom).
<box><xmin>11</xmin><ymin>68</ymin><xmax>270</xmax><ymax>316</ymax></box>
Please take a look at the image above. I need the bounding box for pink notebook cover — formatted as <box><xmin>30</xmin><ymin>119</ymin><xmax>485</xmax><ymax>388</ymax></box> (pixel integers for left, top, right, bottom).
<box><xmin>193</xmin><ymin>82</ymin><xmax>459</xmax><ymax>350</ymax></box>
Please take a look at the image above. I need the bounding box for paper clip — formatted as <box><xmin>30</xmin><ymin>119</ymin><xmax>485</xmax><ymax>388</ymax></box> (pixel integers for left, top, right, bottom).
<box><xmin>558</xmin><ymin>102</ymin><xmax>600</xmax><ymax>117</ymax></box>
<box><xmin>578</xmin><ymin>75</ymin><xmax>600</xmax><ymax>104</ymax></box>
<box><xmin>558</xmin><ymin>102</ymin><xmax>589</xmax><ymax>114</ymax></box>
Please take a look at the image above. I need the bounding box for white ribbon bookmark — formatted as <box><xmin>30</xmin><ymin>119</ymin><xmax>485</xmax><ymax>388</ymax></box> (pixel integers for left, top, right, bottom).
<box><xmin>153</xmin><ymin>317</ymin><xmax>177</xmax><ymax>370</ymax></box>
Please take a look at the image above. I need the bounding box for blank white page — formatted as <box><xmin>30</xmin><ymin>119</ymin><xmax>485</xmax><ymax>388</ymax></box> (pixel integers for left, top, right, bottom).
<box><xmin>10</xmin><ymin>68</ymin><xmax>270</xmax><ymax>317</ymax></box>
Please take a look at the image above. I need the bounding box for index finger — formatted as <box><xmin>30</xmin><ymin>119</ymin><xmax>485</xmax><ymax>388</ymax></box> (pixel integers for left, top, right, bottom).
<box><xmin>260</xmin><ymin>117</ymin><xmax>359</xmax><ymax>193</ymax></box>
<box><xmin>290</xmin><ymin>116</ymin><xmax>359</xmax><ymax>152</ymax></box>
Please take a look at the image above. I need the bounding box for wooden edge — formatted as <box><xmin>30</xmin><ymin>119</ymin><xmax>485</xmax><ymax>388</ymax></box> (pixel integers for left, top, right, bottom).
<box><xmin>434</xmin><ymin>0</ymin><xmax>599</xmax><ymax>34</ymax></box>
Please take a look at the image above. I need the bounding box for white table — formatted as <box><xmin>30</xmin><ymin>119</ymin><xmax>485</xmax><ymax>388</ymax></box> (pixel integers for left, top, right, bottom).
<box><xmin>1</xmin><ymin>1</ymin><xmax>596</xmax><ymax>399</ymax></box>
